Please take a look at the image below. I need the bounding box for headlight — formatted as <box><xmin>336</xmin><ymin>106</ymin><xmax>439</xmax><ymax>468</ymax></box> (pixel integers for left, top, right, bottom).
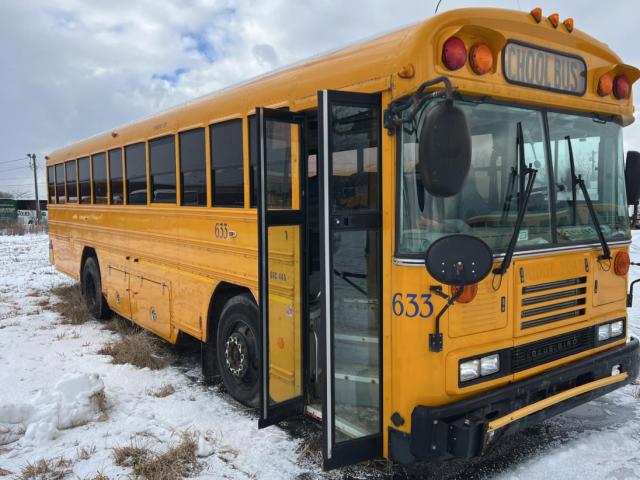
<box><xmin>460</xmin><ymin>353</ymin><xmax>501</xmax><ymax>383</ymax></box>
<box><xmin>610</xmin><ymin>320</ymin><xmax>624</xmax><ymax>338</ymax></box>
<box><xmin>459</xmin><ymin>359</ymin><xmax>480</xmax><ymax>382</ymax></box>
<box><xmin>598</xmin><ymin>324</ymin><xmax>611</xmax><ymax>341</ymax></box>
<box><xmin>480</xmin><ymin>354</ymin><xmax>500</xmax><ymax>376</ymax></box>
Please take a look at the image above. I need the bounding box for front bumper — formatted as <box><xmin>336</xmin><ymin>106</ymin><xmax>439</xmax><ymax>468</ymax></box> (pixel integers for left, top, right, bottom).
<box><xmin>389</xmin><ymin>337</ymin><xmax>639</xmax><ymax>465</ymax></box>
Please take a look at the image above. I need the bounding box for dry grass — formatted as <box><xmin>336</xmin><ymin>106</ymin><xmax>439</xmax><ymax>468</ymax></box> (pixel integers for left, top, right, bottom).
<box><xmin>113</xmin><ymin>434</ymin><xmax>200</xmax><ymax>480</ymax></box>
<box><xmin>0</xmin><ymin>467</ymin><xmax>12</xmax><ymax>477</ymax></box>
<box><xmin>98</xmin><ymin>331</ymin><xmax>173</xmax><ymax>370</ymax></box>
<box><xmin>102</xmin><ymin>316</ymin><xmax>139</xmax><ymax>335</ymax></box>
<box><xmin>91</xmin><ymin>390</ymin><xmax>109</xmax><ymax>421</ymax></box>
<box><xmin>51</xmin><ymin>284</ymin><xmax>91</xmax><ymax>325</ymax></box>
<box><xmin>18</xmin><ymin>457</ymin><xmax>72</xmax><ymax>480</ymax></box>
<box><xmin>148</xmin><ymin>384</ymin><xmax>176</xmax><ymax>398</ymax></box>
<box><xmin>76</xmin><ymin>444</ymin><xmax>97</xmax><ymax>461</ymax></box>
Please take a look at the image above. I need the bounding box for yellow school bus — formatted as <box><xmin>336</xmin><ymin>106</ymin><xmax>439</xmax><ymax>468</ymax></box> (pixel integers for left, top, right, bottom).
<box><xmin>46</xmin><ymin>7</ymin><xmax>639</xmax><ymax>469</ymax></box>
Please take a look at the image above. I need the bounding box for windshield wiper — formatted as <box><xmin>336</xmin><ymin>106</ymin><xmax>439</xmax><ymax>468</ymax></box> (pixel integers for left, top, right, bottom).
<box><xmin>494</xmin><ymin>122</ymin><xmax>538</xmax><ymax>276</ymax></box>
<box><xmin>565</xmin><ymin>135</ymin><xmax>611</xmax><ymax>260</ymax></box>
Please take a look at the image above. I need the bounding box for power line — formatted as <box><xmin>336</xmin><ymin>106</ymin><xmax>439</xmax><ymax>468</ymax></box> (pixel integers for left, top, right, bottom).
<box><xmin>0</xmin><ymin>165</ymin><xmax>31</xmax><ymax>174</ymax></box>
<box><xmin>0</xmin><ymin>156</ymin><xmax>28</xmax><ymax>165</ymax></box>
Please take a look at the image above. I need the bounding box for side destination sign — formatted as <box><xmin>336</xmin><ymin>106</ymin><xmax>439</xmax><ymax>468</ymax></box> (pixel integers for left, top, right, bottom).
<box><xmin>502</xmin><ymin>40</ymin><xmax>587</xmax><ymax>96</ymax></box>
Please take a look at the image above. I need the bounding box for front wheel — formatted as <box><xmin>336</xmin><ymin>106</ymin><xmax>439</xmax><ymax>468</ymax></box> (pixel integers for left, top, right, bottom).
<box><xmin>216</xmin><ymin>294</ymin><xmax>260</xmax><ymax>408</ymax></box>
<box><xmin>81</xmin><ymin>256</ymin><xmax>111</xmax><ymax>320</ymax></box>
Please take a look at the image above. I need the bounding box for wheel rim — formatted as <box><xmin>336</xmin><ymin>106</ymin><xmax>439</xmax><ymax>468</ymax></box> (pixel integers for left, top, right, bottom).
<box><xmin>85</xmin><ymin>272</ymin><xmax>97</xmax><ymax>313</ymax></box>
<box><xmin>223</xmin><ymin>319</ymin><xmax>258</xmax><ymax>389</ymax></box>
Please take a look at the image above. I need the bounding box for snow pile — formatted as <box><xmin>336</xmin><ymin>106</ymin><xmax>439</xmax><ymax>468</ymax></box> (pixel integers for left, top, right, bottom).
<box><xmin>0</xmin><ymin>373</ymin><xmax>105</xmax><ymax>446</ymax></box>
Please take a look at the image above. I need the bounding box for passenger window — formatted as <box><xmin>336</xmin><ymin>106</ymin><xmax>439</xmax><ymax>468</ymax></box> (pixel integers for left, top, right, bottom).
<box><xmin>108</xmin><ymin>148</ymin><xmax>124</xmax><ymax>205</ymax></box>
<box><xmin>65</xmin><ymin>160</ymin><xmax>78</xmax><ymax>203</ymax></box>
<box><xmin>210</xmin><ymin>119</ymin><xmax>244</xmax><ymax>207</ymax></box>
<box><xmin>78</xmin><ymin>157</ymin><xmax>90</xmax><ymax>204</ymax></box>
<box><xmin>55</xmin><ymin>163</ymin><xmax>66</xmax><ymax>203</ymax></box>
<box><xmin>149</xmin><ymin>135</ymin><xmax>176</xmax><ymax>204</ymax></box>
<box><xmin>47</xmin><ymin>166</ymin><xmax>55</xmax><ymax>203</ymax></box>
<box><xmin>92</xmin><ymin>153</ymin><xmax>108</xmax><ymax>204</ymax></box>
<box><xmin>179</xmin><ymin>128</ymin><xmax>206</xmax><ymax>206</ymax></box>
<box><xmin>125</xmin><ymin>143</ymin><xmax>147</xmax><ymax>205</ymax></box>
<box><xmin>248</xmin><ymin>115</ymin><xmax>258</xmax><ymax>207</ymax></box>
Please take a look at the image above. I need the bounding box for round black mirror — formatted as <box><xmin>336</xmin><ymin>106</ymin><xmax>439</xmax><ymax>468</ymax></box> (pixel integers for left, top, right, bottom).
<box><xmin>625</xmin><ymin>151</ymin><xmax>640</xmax><ymax>205</ymax></box>
<box><xmin>418</xmin><ymin>101</ymin><xmax>471</xmax><ymax>197</ymax></box>
<box><xmin>424</xmin><ymin>234</ymin><xmax>493</xmax><ymax>286</ymax></box>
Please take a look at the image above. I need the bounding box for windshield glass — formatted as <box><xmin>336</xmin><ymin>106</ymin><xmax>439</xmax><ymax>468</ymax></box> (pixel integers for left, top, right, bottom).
<box><xmin>397</xmin><ymin>101</ymin><xmax>630</xmax><ymax>257</ymax></box>
<box><xmin>398</xmin><ymin>101</ymin><xmax>552</xmax><ymax>255</ymax></box>
<box><xmin>548</xmin><ymin>112</ymin><xmax>629</xmax><ymax>244</ymax></box>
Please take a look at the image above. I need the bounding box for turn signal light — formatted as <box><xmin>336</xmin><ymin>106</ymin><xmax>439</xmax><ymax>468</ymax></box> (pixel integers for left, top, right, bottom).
<box><xmin>442</xmin><ymin>36</ymin><xmax>467</xmax><ymax>71</ymax></box>
<box><xmin>548</xmin><ymin>13</ymin><xmax>559</xmax><ymax>28</ymax></box>
<box><xmin>613</xmin><ymin>74</ymin><xmax>630</xmax><ymax>99</ymax></box>
<box><xmin>452</xmin><ymin>283</ymin><xmax>478</xmax><ymax>303</ymax></box>
<box><xmin>530</xmin><ymin>8</ymin><xmax>542</xmax><ymax>23</ymax></box>
<box><xmin>563</xmin><ymin>18</ymin><xmax>574</xmax><ymax>32</ymax></box>
<box><xmin>614</xmin><ymin>251</ymin><xmax>630</xmax><ymax>276</ymax></box>
<box><xmin>597</xmin><ymin>73</ymin><xmax>613</xmax><ymax>97</ymax></box>
<box><xmin>469</xmin><ymin>43</ymin><xmax>493</xmax><ymax>75</ymax></box>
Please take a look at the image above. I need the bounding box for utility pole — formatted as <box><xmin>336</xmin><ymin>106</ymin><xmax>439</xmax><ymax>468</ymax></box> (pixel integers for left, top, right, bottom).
<box><xmin>27</xmin><ymin>153</ymin><xmax>40</xmax><ymax>225</ymax></box>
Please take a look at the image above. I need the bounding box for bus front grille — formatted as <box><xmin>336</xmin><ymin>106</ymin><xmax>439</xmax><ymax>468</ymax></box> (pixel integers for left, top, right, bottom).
<box><xmin>520</xmin><ymin>277</ymin><xmax>587</xmax><ymax>330</ymax></box>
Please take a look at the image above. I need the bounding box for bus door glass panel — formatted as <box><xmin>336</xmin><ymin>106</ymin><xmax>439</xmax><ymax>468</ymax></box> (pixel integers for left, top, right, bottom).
<box><xmin>318</xmin><ymin>90</ymin><xmax>382</xmax><ymax>469</ymax></box>
<box><xmin>257</xmin><ymin>108</ymin><xmax>305</xmax><ymax>427</ymax></box>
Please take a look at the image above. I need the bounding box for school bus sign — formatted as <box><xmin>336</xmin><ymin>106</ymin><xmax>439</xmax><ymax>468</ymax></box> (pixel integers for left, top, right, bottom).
<box><xmin>503</xmin><ymin>40</ymin><xmax>587</xmax><ymax>95</ymax></box>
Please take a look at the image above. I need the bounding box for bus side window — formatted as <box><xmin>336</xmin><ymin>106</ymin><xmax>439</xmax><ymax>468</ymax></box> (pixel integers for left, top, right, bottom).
<box><xmin>210</xmin><ymin>119</ymin><xmax>244</xmax><ymax>207</ymax></box>
<box><xmin>179</xmin><ymin>128</ymin><xmax>206</xmax><ymax>206</ymax></box>
<box><xmin>248</xmin><ymin>115</ymin><xmax>258</xmax><ymax>208</ymax></box>
<box><xmin>47</xmin><ymin>166</ymin><xmax>55</xmax><ymax>204</ymax></box>
<box><xmin>108</xmin><ymin>148</ymin><xmax>124</xmax><ymax>205</ymax></box>
<box><xmin>55</xmin><ymin>163</ymin><xmax>66</xmax><ymax>204</ymax></box>
<box><xmin>92</xmin><ymin>152</ymin><xmax>108</xmax><ymax>204</ymax></box>
<box><xmin>65</xmin><ymin>160</ymin><xmax>78</xmax><ymax>203</ymax></box>
<box><xmin>149</xmin><ymin>135</ymin><xmax>177</xmax><ymax>204</ymax></box>
<box><xmin>78</xmin><ymin>157</ymin><xmax>90</xmax><ymax>204</ymax></box>
<box><xmin>125</xmin><ymin>143</ymin><xmax>147</xmax><ymax>205</ymax></box>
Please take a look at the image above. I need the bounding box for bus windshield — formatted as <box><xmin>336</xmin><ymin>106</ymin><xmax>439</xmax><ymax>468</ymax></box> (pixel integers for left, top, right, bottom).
<box><xmin>397</xmin><ymin>100</ymin><xmax>630</xmax><ymax>256</ymax></box>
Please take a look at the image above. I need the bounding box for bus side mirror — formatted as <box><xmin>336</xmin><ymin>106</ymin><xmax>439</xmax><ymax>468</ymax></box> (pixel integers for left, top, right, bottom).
<box><xmin>625</xmin><ymin>151</ymin><xmax>640</xmax><ymax>205</ymax></box>
<box><xmin>418</xmin><ymin>101</ymin><xmax>471</xmax><ymax>197</ymax></box>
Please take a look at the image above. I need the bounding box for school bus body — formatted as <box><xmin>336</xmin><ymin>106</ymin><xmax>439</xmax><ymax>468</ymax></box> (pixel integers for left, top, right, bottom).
<box><xmin>47</xmin><ymin>8</ymin><xmax>638</xmax><ymax>467</ymax></box>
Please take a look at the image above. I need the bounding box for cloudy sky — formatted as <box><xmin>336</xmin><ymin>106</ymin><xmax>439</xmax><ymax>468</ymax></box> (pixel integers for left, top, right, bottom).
<box><xmin>0</xmin><ymin>0</ymin><xmax>638</xmax><ymax>197</ymax></box>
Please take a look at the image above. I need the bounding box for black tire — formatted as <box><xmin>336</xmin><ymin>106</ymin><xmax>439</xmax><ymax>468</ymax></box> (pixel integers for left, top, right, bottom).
<box><xmin>216</xmin><ymin>294</ymin><xmax>260</xmax><ymax>408</ymax></box>
<box><xmin>81</xmin><ymin>256</ymin><xmax>111</xmax><ymax>320</ymax></box>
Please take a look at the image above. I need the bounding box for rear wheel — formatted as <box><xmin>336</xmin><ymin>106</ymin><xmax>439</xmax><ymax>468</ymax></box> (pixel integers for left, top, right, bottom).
<box><xmin>81</xmin><ymin>256</ymin><xmax>111</xmax><ymax>320</ymax></box>
<box><xmin>216</xmin><ymin>294</ymin><xmax>260</xmax><ymax>408</ymax></box>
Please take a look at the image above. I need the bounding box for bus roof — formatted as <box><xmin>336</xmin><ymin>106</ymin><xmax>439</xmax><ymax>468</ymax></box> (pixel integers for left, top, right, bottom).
<box><xmin>48</xmin><ymin>7</ymin><xmax>638</xmax><ymax>165</ymax></box>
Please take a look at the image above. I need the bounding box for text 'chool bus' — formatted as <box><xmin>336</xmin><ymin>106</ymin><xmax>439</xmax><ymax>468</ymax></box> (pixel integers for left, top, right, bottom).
<box><xmin>46</xmin><ymin>7</ymin><xmax>640</xmax><ymax>470</ymax></box>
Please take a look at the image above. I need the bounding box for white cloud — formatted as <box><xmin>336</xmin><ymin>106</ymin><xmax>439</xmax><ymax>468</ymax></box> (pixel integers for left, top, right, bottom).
<box><xmin>0</xmin><ymin>0</ymin><xmax>638</xmax><ymax>197</ymax></box>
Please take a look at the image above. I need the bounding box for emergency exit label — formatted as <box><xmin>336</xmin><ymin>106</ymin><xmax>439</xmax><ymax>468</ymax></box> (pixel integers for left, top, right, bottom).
<box><xmin>502</xmin><ymin>41</ymin><xmax>586</xmax><ymax>95</ymax></box>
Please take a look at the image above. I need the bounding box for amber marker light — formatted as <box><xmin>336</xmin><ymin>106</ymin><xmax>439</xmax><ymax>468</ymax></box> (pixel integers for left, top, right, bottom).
<box><xmin>563</xmin><ymin>18</ymin><xmax>574</xmax><ymax>32</ymax></box>
<box><xmin>398</xmin><ymin>63</ymin><xmax>415</xmax><ymax>79</ymax></box>
<box><xmin>614</xmin><ymin>251</ymin><xmax>630</xmax><ymax>276</ymax></box>
<box><xmin>530</xmin><ymin>7</ymin><xmax>542</xmax><ymax>23</ymax></box>
<box><xmin>442</xmin><ymin>36</ymin><xmax>467</xmax><ymax>71</ymax></box>
<box><xmin>598</xmin><ymin>73</ymin><xmax>613</xmax><ymax>97</ymax></box>
<box><xmin>452</xmin><ymin>283</ymin><xmax>478</xmax><ymax>303</ymax></box>
<box><xmin>613</xmin><ymin>74</ymin><xmax>630</xmax><ymax>99</ymax></box>
<box><xmin>111</xmin><ymin>131</ymin><xmax>119</xmax><ymax>138</ymax></box>
<box><xmin>548</xmin><ymin>13</ymin><xmax>559</xmax><ymax>28</ymax></box>
<box><xmin>469</xmin><ymin>43</ymin><xmax>493</xmax><ymax>75</ymax></box>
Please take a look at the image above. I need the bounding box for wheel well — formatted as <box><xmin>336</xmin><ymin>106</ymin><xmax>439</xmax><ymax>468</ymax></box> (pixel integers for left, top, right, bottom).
<box><xmin>80</xmin><ymin>246</ymin><xmax>97</xmax><ymax>277</ymax></box>
<box><xmin>206</xmin><ymin>282</ymin><xmax>254</xmax><ymax>344</ymax></box>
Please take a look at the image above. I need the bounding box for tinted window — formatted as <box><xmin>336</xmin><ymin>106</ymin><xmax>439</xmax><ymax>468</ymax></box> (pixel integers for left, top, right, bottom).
<box><xmin>92</xmin><ymin>153</ymin><xmax>108</xmax><ymax>204</ymax></box>
<box><xmin>248</xmin><ymin>115</ymin><xmax>258</xmax><ymax>207</ymax></box>
<box><xmin>47</xmin><ymin>166</ymin><xmax>55</xmax><ymax>203</ymax></box>
<box><xmin>55</xmin><ymin>163</ymin><xmax>66</xmax><ymax>203</ymax></box>
<box><xmin>65</xmin><ymin>160</ymin><xmax>78</xmax><ymax>203</ymax></box>
<box><xmin>149</xmin><ymin>135</ymin><xmax>176</xmax><ymax>203</ymax></box>
<box><xmin>125</xmin><ymin>143</ymin><xmax>147</xmax><ymax>205</ymax></box>
<box><xmin>78</xmin><ymin>157</ymin><xmax>90</xmax><ymax>204</ymax></box>
<box><xmin>211</xmin><ymin>119</ymin><xmax>244</xmax><ymax>207</ymax></box>
<box><xmin>109</xmin><ymin>148</ymin><xmax>124</xmax><ymax>205</ymax></box>
<box><xmin>179</xmin><ymin>128</ymin><xmax>206</xmax><ymax>206</ymax></box>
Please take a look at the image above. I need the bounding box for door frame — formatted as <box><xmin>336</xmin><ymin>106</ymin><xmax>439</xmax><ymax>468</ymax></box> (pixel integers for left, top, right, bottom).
<box><xmin>317</xmin><ymin>89</ymin><xmax>383</xmax><ymax>469</ymax></box>
<box><xmin>257</xmin><ymin>106</ymin><xmax>308</xmax><ymax>428</ymax></box>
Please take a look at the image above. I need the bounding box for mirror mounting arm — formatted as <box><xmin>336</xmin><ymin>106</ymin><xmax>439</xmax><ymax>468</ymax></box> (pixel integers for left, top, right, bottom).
<box><xmin>383</xmin><ymin>76</ymin><xmax>456</xmax><ymax>134</ymax></box>
<box><xmin>428</xmin><ymin>285</ymin><xmax>464</xmax><ymax>352</ymax></box>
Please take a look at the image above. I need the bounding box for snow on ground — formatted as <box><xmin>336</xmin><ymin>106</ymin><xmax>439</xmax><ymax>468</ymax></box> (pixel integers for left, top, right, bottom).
<box><xmin>0</xmin><ymin>234</ymin><xmax>318</xmax><ymax>479</ymax></box>
<box><xmin>1</xmin><ymin>233</ymin><xmax>640</xmax><ymax>479</ymax></box>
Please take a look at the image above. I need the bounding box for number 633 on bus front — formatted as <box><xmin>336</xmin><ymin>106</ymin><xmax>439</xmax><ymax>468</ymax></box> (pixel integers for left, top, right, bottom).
<box><xmin>392</xmin><ymin>292</ymin><xmax>434</xmax><ymax>318</ymax></box>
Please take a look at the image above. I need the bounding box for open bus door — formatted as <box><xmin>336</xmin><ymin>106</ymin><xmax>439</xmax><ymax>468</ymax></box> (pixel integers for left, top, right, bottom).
<box><xmin>317</xmin><ymin>90</ymin><xmax>383</xmax><ymax>469</ymax></box>
<box><xmin>257</xmin><ymin>107</ymin><xmax>306</xmax><ymax>427</ymax></box>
